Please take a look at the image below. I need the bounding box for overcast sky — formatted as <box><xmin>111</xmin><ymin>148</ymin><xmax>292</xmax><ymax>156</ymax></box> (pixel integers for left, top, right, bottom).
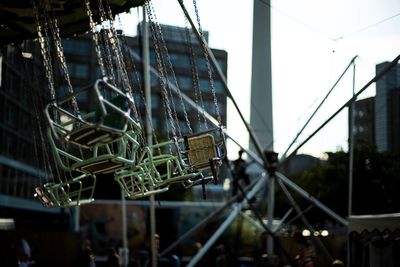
<box><xmin>120</xmin><ymin>0</ymin><xmax>400</xmax><ymax>159</ymax></box>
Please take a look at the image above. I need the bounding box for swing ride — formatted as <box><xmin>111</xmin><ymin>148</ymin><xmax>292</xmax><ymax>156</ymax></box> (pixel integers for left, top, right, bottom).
<box><xmin>29</xmin><ymin>0</ymin><xmax>227</xmax><ymax>207</ymax></box>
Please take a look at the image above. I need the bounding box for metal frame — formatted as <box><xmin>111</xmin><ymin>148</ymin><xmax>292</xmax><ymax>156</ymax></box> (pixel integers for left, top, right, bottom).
<box><xmin>45</xmin><ymin>77</ymin><xmax>140</xmax><ymax>148</ymax></box>
<box><xmin>34</xmin><ymin>173</ymin><xmax>96</xmax><ymax>208</ymax></box>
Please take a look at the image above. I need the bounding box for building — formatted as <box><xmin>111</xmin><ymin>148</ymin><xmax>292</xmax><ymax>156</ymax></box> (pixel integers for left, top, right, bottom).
<box><xmin>375</xmin><ymin>62</ymin><xmax>400</xmax><ymax>152</ymax></box>
<box><xmin>127</xmin><ymin>23</ymin><xmax>228</xmax><ymax>135</ymax></box>
<box><xmin>0</xmin><ymin>41</ymin><xmax>69</xmax><ymax>230</ymax></box>
<box><xmin>350</xmin><ymin>97</ymin><xmax>375</xmax><ymax>148</ymax></box>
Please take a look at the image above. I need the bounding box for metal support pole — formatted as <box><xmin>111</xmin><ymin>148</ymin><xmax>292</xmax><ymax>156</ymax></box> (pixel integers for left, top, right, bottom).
<box><xmin>348</xmin><ymin>61</ymin><xmax>356</xmax><ymax>216</ymax></box>
<box><xmin>281</xmin><ymin>56</ymin><xmax>358</xmax><ymax>161</ymax></box>
<box><xmin>186</xmin><ymin>174</ymin><xmax>267</xmax><ymax>267</ymax></box>
<box><xmin>142</xmin><ymin>6</ymin><xmax>157</xmax><ymax>267</ymax></box>
<box><xmin>121</xmin><ymin>190</ymin><xmax>129</xmax><ymax>267</ymax></box>
<box><xmin>276</xmin><ymin>172</ymin><xmax>348</xmax><ymax>226</ymax></box>
<box><xmin>277</xmin><ymin>178</ymin><xmax>334</xmax><ymax>264</ymax></box>
<box><xmin>267</xmin><ymin>174</ymin><xmax>275</xmax><ymax>254</ymax></box>
<box><xmin>347</xmin><ymin>57</ymin><xmax>356</xmax><ymax>267</ymax></box>
<box><xmin>159</xmin><ymin>177</ymin><xmax>260</xmax><ymax>257</ymax></box>
<box><xmin>280</xmin><ymin>53</ymin><xmax>400</xmax><ymax>166</ymax></box>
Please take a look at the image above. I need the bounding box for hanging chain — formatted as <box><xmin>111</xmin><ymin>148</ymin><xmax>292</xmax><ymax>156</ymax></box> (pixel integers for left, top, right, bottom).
<box><xmin>97</xmin><ymin>0</ymin><xmax>140</xmax><ymax>121</ymax></box>
<box><xmin>46</xmin><ymin>11</ymin><xmax>79</xmax><ymax>115</ymax></box>
<box><xmin>149</xmin><ymin>2</ymin><xmax>194</xmax><ymax>136</ymax></box>
<box><xmin>184</xmin><ymin>19</ymin><xmax>208</xmax><ymax>131</ymax></box>
<box><xmin>116</xmin><ymin>14</ymin><xmax>149</xmax><ymax>147</ymax></box>
<box><xmin>147</xmin><ymin>2</ymin><xmax>182</xmax><ymax>136</ymax></box>
<box><xmin>145</xmin><ymin>4</ymin><xmax>177</xmax><ymax>138</ymax></box>
<box><xmin>192</xmin><ymin>0</ymin><xmax>222</xmax><ymax>125</ymax></box>
<box><xmin>33</xmin><ymin>1</ymin><xmax>56</xmax><ymax>102</ymax></box>
<box><xmin>84</xmin><ymin>0</ymin><xmax>107</xmax><ymax>78</ymax></box>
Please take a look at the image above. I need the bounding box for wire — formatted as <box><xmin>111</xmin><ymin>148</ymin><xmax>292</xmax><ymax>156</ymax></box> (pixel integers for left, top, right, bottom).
<box><xmin>333</xmin><ymin>11</ymin><xmax>400</xmax><ymax>41</ymax></box>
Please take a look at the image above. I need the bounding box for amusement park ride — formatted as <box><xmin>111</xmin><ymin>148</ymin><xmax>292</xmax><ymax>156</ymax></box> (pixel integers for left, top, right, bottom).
<box><xmin>3</xmin><ymin>1</ymin><xmax>398</xmax><ymax>266</ymax></box>
<box><xmin>0</xmin><ymin>0</ymin><xmax>226</xmax><ymax>207</ymax></box>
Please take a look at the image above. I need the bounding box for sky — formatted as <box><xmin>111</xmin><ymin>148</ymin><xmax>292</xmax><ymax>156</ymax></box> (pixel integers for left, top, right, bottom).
<box><xmin>120</xmin><ymin>0</ymin><xmax>400</xmax><ymax>159</ymax></box>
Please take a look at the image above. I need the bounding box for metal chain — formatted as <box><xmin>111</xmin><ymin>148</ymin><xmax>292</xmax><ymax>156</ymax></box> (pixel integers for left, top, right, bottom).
<box><xmin>145</xmin><ymin>4</ymin><xmax>176</xmax><ymax>138</ymax></box>
<box><xmin>116</xmin><ymin>14</ymin><xmax>149</xmax><ymax>147</ymax></box>
<box><xmin>102</xmin><ymin>30</ymin><xmax>118</xmax><ymax>85</ymax></box>
<box><xmin>184</xmin><ymin>19</ymin><xmax>208</xmax><ymax>131</ymax></box>
<box><xmin>33</xmin><ymin>2</ymin><xmax>56</xmax><ymax>102</ymax></box>
<box><xmin>98</xmin><ymin>0</ymin><xmax>140</xmax><ymax>121</ymax></box>
<box><xmin>149</xmin><ymin>1</ymin><xmax>193</xmax><ymax>135</ymax></box>
<box><xmin>46</xmin><ymin>11</ymin><xmax>79</xmax><ymax>115</ymax></box>
<box><xmin>147</xmin><ymin>2</ymin><xmax>181</xmax><ymax>137</ymax></box>
<box><xmin>192</xmin><ymin>0</ymin><xmax>222</xmax><ymax>125</ymax></box>
<box><xmin>84</xmin><ymin>0</ymin><xmax>107</xmax><ymax>78</ymax></box>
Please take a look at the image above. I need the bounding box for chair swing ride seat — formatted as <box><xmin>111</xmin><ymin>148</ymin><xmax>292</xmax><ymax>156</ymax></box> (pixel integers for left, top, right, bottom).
<box><xmin>115</xmin><ymin>142</ymin><xmax>202</xmax><ymax>199</ymax></box>
<box><xmin>45</xmin><ymin>77</ymin><xmax>139</xmax><ymax>148</ymax></box>
<box><xmin>48</xmin><ymin>125</ymin><xmax>140</xmax><ymax>175</ymax></box>
<box><xmin>177</xmin><ymin>126</ymin><xmax>227</xmax><ymax>186</ymax></box>
<box><xmin>34</xmin><ymin>174</ymin><xmax>96</xmax><ymax>208</ymax></box>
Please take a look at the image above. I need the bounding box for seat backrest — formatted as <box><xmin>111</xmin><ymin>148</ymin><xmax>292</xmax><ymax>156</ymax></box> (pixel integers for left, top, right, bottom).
<box><xmin>187</xmin><ymin>134</ymin><xmax>217</xmax><ymax>168</ymax></box>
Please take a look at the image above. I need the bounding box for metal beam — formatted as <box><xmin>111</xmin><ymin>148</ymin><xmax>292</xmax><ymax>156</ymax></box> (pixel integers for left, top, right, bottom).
<box><xmin>186</xmin><ymin>173</ymin><xmax>267</xmax><ymax>267</ymax></box>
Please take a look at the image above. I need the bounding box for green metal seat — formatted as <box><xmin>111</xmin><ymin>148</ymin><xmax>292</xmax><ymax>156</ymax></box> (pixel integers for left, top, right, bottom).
<box><xmin>45</xmin><ymin>77</ymin><xmax>140</xmax><ymax>148</ymax></box>
<box><xmin>115</xmin><ymin>142</ymin><xmax>200</xmax><ymax>199</ymax></box>
<box><xmin>48</xmin><ymin>124</ymin><xmax>140</xmax><ymax>175</ymax></box>
<box><xmin>34</xmin><ymin>174</ymin><xmax>96</xmax><ymax>208</ymax></box>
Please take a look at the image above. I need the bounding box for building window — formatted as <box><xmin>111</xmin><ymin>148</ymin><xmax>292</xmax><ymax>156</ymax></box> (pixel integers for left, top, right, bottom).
<box><xmin>152</xmin><ymin>117</ymin><xmax>159</xmax><ymax>129</ymax></box>
<box><xmin>197</xmin><ymin>58</ymin><xmax>208</xmax><ymax>71</ymax></box>
<box><xmin>62</xmin><ymin>39</ymin><xmax>91</xmax><ymax>56</ymax></box>
<box><xmin>151</xmin><ymin>95</ymin><xmax>159</xmax><ymax>107</ymax></box>
<box><xmin>214</xmin><ymin>80</ymin><xmax>224</xmax><ymax>93</ymax></box>
<box><xmin>199</xmin><ymin>78</ymin><xmax>209</xmax><ymax>93</ymax></box>
<box><xmin>75</xmin><ymin>63</ymin><xmax>89</xmax><ymax>79</ymax></box>
<box><xmin>179</xmin><ymin>76</ymin><xmax>192</xmax><ymax>90</ymax></box>
<box><xmin>217</xmin><ymin>59</ymin><xmax>226</xmax><ymax>71</ymax></box>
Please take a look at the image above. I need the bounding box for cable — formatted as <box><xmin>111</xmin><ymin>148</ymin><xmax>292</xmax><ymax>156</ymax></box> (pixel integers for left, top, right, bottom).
<box><xmin>333</xmin><ymin>11</ymin><xmax>400</xmax><ymax>41</ymax></box>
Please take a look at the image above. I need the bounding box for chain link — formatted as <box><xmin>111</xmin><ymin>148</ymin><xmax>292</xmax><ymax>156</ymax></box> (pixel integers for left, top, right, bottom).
<box><xmin>145</xmin><ymin>4</ymin><xmax>177</xmax><ymax>138</ymax></box>
<box><xmin>97</xmin><ymin>0</ymin><xmax>140</xmax><ymax>121</ymax></box>
<box><xmin>47</xmin><ymin>12</ymin><xmax>79</xmax><ymax>115</ymax></box>
<box><xmin>84</xmin><ymin>0</ymin><xmax>107</xmax><ymax>78</ymax></box>
<box><xmin>33</xmin><ymin>1</ymin><xmax>56</xmax><ymax>102</ymax></box>
<box><xmin>184</xmin><ymin>19</ymin><xmax>208</xmax><ymax>131</ymax></box>
<box><xmin>192</xmin><ymin>0</ymin><xmax>222</xmax><ymax>125</ymax></box>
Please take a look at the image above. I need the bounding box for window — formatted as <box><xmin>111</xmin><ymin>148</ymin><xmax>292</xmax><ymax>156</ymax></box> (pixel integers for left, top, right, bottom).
<box><xmin>214</xmin><ymin>80</ymin><xmax>224</xmax><ymax>93</ymax></box>
<box><xmin>169</xmin><ymin>53</ymin><xmax>179</xmax><ymax>65</ymax></box>
<box><xmin>62</xmin><ymin>40</ymin><xmax>91</xmax><ymax>56</ymax></box>
<box><xmin>152</xmin><ymin>117</ymin><xmax>159</xmax><ymax>129</ymax></box>
<box><xmin>179</xmin><ymin>76</ymin><xmax>192</xmax><ymax>90</ymax></box>
<box><xmin>150</xmin><ymin>74</ymin><xmax>159</xmax><ymax>87</ymax></box>
<box><xmin>177</xmin><ymin>54</ymin><xmax>190</xmax><ymax>68</ymax></box>
<box><xmin>217</xmin><ymin>59</ymin><xmax>226</xmax><ymax>72</ymax></box>
<box><xmin>57</xmin><ymin>85</ymin><xmax>69</xmax><ymax>98</ymax></box>
<box><xmin>75</xmin><ymin>63</ymin><xmax>89</xmax><ymax>79</ymax></box>
<box><xmin>199</xmin><ymin>78</ymin><xmax>209</xmax><ymax>92</ymax></box>
<box><xmin>151</xmin><ymin>95</ymin><xmax>159</xmax><ymax>107</ymax></box>
<box><xmin>197</xmin><ymin>58</ymin><xmax>208</xmax><ymax>71</ymax></box>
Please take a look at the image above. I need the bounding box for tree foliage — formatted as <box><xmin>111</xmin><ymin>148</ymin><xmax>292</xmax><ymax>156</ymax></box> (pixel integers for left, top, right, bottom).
<box><xmin>276</xmin><ymin>144</ymin><xmax>400</xmax><ymax>225</ymax></box>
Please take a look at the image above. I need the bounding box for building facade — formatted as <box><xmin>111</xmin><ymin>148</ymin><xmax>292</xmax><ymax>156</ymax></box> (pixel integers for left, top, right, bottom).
<box><xmin>351</xmin><ymin>97</ymin><xmax>375</xmax><ymax>148</ymax></box>
<box><xmin>375</xmin><ymin>62</ymin><xmax>400</xmax><ymax>152</ymax></box>
<box><xmin>127</xmin><ymin>23</ymin><xmax>228</xmax><ymax>136</ymax></box>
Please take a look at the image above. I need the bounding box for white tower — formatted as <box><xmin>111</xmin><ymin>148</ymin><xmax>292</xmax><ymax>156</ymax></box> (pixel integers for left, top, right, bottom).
<box><xmin>250</xmin><ymin>0</ymin><xmax>273</xmax><ymax>152</ymax></box>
